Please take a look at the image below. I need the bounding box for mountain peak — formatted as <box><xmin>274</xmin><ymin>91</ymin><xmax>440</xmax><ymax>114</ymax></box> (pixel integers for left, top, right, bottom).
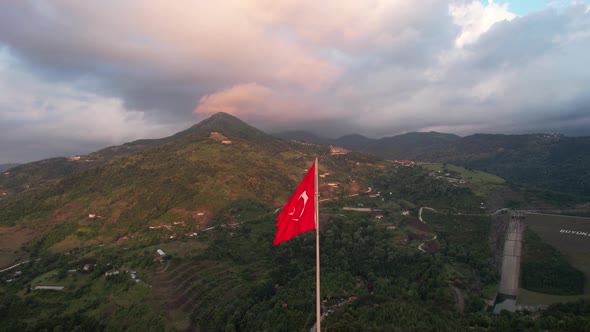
<box><xmin>193</xmin><ymin>112</ymin><xmax>248</xmax><ymax>129</ymax></box>
<box><xmin>203</xmin><ymin>111</ymin><xmax>241</xmax><ymax>122</ymax></box>
<box><xmin>171</xmin><ymin>112</ymin><xmax>256</xmax><ymax>138</ymax></box>
<box><xmin>174</xmin><ymin>112</ymin><xmax>286</xmax><ymax>150</ymax></box>
<box><xmin>195</xmin><ymin>112</ymin><xmax>260</xmax><ymax>134</ymax></box>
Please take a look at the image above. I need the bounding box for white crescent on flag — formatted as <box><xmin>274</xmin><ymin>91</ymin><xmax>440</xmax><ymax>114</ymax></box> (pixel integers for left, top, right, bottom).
<box><xmin>289</xmin><ymin>191</ymin><xmax>309</xmax><ymax>221</ymax></box>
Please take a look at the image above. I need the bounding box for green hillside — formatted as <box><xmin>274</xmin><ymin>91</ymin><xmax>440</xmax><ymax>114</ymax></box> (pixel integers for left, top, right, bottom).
<box><xmin>0</xmin><ymin>112</ymin><xmax>383</xmax><ymax>248</ymax></box>
<box><xmin>0</xmin><ymin>112</ymin><xmax>277</xmax><ymax>199</ymax></box>
<box><xmin>276</xmin><ymin>131</ymin><xmax>590</xmax><ymax>197</ymax></box>
<box><xmin>1</xmin><ymin>113</ymin><xmax>589</xmax><ymax>331</ymax></box>
<box><xmin>441</xmin><ymin>135</ymin><xmax>590</xmax><ymax>197</ymax></box>
<box><xmin>366</xmin><ymin>131</ymin><xmax>461</xmax><ymax>160</ymax></box>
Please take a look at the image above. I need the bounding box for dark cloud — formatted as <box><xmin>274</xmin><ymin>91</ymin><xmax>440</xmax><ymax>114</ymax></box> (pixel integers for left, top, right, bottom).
<box><xmin>468</xmin><ymin>11</ymin><xmax>568</xmax><ymax>68</ymax></box>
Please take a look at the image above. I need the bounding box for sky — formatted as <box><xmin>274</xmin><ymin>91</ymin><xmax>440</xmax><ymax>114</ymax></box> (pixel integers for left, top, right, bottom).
<box><xmin>1</xmin><ymin>0</ymin><xmax>590</xmax><ymax>163</ymax></box>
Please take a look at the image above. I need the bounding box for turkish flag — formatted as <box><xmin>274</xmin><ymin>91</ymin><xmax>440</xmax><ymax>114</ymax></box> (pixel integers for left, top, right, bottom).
<box><xmin>273</xmin><ymin>162</ymin><xmax>316</xmax><ymax>245</ymax></box>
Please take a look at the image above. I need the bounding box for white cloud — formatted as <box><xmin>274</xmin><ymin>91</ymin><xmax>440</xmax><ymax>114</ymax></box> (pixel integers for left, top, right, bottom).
<box><xmin>450</xmin><ymin>0</ymin><xmax>516</xmax><ymax>47</ymax></box>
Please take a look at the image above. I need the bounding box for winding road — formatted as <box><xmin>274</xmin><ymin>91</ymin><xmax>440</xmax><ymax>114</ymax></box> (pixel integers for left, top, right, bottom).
<box><xmin>417</xmin><ymin>207</ymin><xmax>437</xmax><ymax>253</ymax></box>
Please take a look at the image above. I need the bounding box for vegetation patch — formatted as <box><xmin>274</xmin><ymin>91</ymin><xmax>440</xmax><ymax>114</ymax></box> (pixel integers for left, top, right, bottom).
<box><xmin>525</xmin><ymin>213</ymin><xmax>590</xmax><ymax>296</ymax></box>
<box><xmin>422</xmin><ymin>210</ymin><xmax>496</xmax><ymax>286</ymax></box>
<box><xmin>373</xmin><ymin>167</ymin><xmax>482</xmax><ymax>213</ymax></box>
<box><xmin>521</xmin><ymin>229</ymin><xmax>584</xmax><ymax>295</ymax></box>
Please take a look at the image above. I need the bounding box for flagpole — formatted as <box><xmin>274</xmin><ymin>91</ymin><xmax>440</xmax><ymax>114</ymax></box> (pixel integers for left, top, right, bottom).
<box><xmin>315</xmin><ymin>157</ymin><xmax>321</xmax><ymax>332</ymax></box>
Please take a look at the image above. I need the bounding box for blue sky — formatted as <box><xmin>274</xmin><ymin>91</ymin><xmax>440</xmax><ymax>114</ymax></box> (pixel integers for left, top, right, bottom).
<box><xmin>482</xmin><ymin>0</ymin><xmax>590</xmax><ymax>14</ymax></box>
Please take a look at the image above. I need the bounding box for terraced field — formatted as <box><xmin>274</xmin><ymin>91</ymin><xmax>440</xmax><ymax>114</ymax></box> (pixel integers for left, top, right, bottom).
<box><xmin>153</xmin><ymin>260</ymin><xmax>251</xmax><ymax>330</ymax></box>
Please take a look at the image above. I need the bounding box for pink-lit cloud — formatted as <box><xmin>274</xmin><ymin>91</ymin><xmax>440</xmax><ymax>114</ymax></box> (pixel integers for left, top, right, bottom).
<box><xmin>1</xmin><ymin>1</ymin><xmax>590</xmax><ymax>162</ymax></box>
<box><xmin>195</xmin><ymin>83</ymin><xmax>274</xmax><ymax>116</ymax></box>
<box><xmin>194</xmin><ymin>83</ymin><xmax>322</xmax><ymax>124</ymax></box>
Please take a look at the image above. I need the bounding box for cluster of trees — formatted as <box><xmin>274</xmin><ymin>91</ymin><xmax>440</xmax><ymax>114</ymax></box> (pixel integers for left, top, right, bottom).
<box><xmin>424</xmin><ymin>211</ymin><xmax>497</xmax><ymax>285</ymax></box>
<box><xmin>189</xmin><ymin>201</ymin><xmax>471</xmax><ymax>330</ymax></box>
<box><xmin>186</xmin><ymin>200</ymin><xmax>590</xmax><ymax>331</ymax></box>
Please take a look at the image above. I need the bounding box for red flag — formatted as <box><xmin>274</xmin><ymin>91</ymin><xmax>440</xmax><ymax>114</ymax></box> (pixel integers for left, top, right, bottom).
<box><xmin>273</xmin><ymin>162</ymin><xmax>316</xmax><ymax>245</ymax></box>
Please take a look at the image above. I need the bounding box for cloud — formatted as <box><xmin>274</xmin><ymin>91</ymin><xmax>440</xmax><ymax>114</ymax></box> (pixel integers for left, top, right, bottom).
<box><xmin>194</xmin><ymin>83</ymin><xmax>327</xmax><ymax>126</ymax></box>
<box><xmin>0</xmin><ymin>0</ymin><xmax>340</xmax><ymax>117</ymax></box>
<box><xmin>1</xmin><ymin>0</ymin><xmax>590</xmax><ymax>162</ymax></box>
<box><xmin>0</xmin><ymin>56</ymin><xmax>180</xmax><ymax>162</ymax></box>
<box><xmin>326</xmin><ymin>2</ymin><xmax>590</xmax><ymax>137</ymax></box>
<box><xmin>450</xmin><ymin>0</ymin><xmax>516</xmax><ymax>46</ymax></box>
<box><xmin>195</xmin><ymin>83</ymin><xmax>274</xmax><ymax>116</ymax></box>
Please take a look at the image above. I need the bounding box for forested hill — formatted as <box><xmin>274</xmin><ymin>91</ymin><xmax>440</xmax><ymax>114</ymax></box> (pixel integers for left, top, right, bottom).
<box><xmin>0</xmin><ymin>112</ymin><xmax>288</xmax><ymax>197</ymax></box>
<box><xmin>2</xmin><ymin>113</ymin><xmax>590</xmax><ymax>331</ymax></box>
<box><xmin>275</xmin><ymin>131</ymin><xmax>590</xmax><ymax>196</ymax></box>
<box><xmin>0</xmin><ymin>112</ymin><xmax>382</xmax><ymax>228</ymax></box>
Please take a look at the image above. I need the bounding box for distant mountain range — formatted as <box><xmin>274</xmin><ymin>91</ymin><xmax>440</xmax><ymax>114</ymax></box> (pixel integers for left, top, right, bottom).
<box><xmin>0</xmin><ymin>163</ymin><xmax>20</xmax><ymax>172</ymax></box>
<box><xmin>275</xmin><ymin>131</ymin><xmax>590</xmax><ymax>196</ymax></box>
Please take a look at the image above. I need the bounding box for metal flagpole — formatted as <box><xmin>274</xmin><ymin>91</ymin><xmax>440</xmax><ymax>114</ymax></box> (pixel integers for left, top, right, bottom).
<box><xmin>315</xmin><ymin>157</ymin><xmax>321</xmax><ymax>331</ymax></box>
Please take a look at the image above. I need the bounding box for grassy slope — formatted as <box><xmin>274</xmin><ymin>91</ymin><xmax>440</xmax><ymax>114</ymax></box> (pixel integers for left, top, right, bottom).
<box><xmin>520</xmin><ymin>228</ymin><xmax>584</xmax><ymax>295</ymax></box>
<box><xmin>518</xmin><ymin>213</ymin><xmax>590</xmax><ymax>304</ymax></box>
<box><xmin>419</xmin><ymin>162</ymin><xmax>505</xmax><ymax>197</ymax></box>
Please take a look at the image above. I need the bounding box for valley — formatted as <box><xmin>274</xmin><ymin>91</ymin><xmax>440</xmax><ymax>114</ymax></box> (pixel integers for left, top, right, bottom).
<box><xmin>1</xmin><ymin>113</ymin><xmax>589</xmax><ymax>331</ymax></box>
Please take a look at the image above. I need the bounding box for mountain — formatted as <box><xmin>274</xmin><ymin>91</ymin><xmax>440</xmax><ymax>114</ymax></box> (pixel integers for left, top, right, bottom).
<box><xmin>275</xmin><ymin>131</ymin><xmax>461</xmax><ymax>158</ymax></box>
<box><xmin>379</xmin><ymin>133</ymin><xmax>590</xmax><ymax>197</ymax></box>
<box><xmin>0</xmin><ymin>112</ymin><xmax>382</xmax><ymax>234</ymax></box>
<box><xmin>0</xmin><ymin>136</ymin><xmax>170</xmax><ymax>198</ymax></box>
<box><xmin>0</xmin><ymin>113</ymin><xmax>289</xmax><ymax>199</ymax></box>
<box><xmin>334</xmin><ymin>134</ymin><xmax>374</xmax><ymax>151</ymax></box>
<box><xmin>0</xmin><ymin>112</ymin><xmax>400</xmax><ymax>330</ymax></box>
<box><xmin>276</xmin><ymin>131</ymin><xmax>590</xmax><ymax>196</ymax></box>
<box><xmin>2</xmin><ymin>113</ymin><xmax>590</xmax><ymax>331</ymax></box>
<box><xmin>362</xmin><ymin>132</ymin><xmax>461</xmax><ymax>160</ymax></box>
<box><xmin>0</xmin><ymin>163</ymin><xmax>20</xmax><ymax>172</ymax></box>
<box><xmin>273</xmin><ymin>130</ymin><xmax>334</xmax><ymax>145</ymax></box>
